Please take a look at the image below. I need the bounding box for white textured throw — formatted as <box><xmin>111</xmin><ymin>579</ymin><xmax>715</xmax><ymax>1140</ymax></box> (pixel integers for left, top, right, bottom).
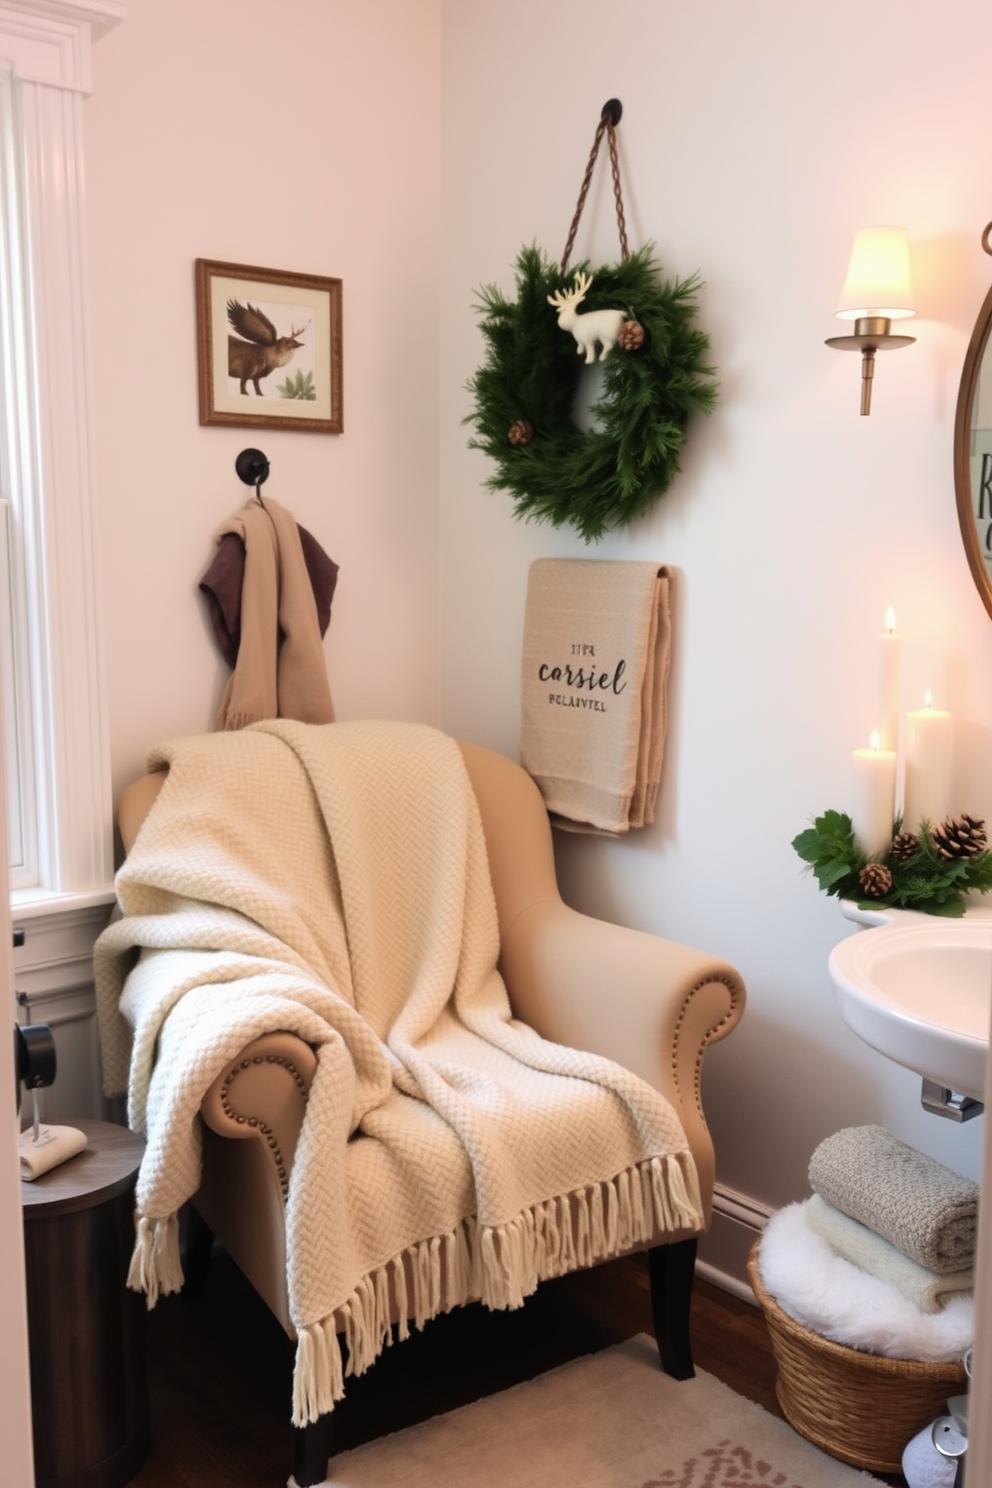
<box><xmin>520</xmin><ymin>559</ymin><xmax>671</xmax><ymax>834</ymax></box>
<box><xmin>94</xmin><ymin>720</ymin><xmax>702</xmax><ymax>1425</ymax></box>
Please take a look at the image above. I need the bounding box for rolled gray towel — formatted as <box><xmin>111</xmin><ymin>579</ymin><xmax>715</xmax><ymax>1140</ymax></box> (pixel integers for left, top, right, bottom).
<box><xmin>808</xmin><ymin>1125</ymin><xmax>978</xmax><ymax>1275</ymax></box>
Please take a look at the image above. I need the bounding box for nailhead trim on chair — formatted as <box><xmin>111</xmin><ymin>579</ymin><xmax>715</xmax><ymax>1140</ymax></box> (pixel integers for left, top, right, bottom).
<box><xmin>673</xmin><ymin>975</ymin><xmax>743</xmax><ymax>1120</ymax></box>
<box><xmin>220</xmin><ymin>1053</ymin><xmax>310</xmax><ymax>1201</ymax></box>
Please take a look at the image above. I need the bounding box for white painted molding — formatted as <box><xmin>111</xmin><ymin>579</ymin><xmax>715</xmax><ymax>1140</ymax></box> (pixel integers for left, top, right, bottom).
<box><xmin>0</xmin><ymin>0</ymin><xmax>123</xmax><ymax>92</ymax></box>
<box><xmin>0</xmin><ymin>2</ymin><xmax>120</xmax><ymax>894</ymax></box>
<box><xmin>697</xmin><ymin>1182</ymin><xmax>773</xmax><ymax>1302</ymax></box>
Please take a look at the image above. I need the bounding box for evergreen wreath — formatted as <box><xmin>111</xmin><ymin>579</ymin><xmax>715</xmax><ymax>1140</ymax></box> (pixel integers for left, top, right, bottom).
<box><xmin>792</xmin><ymin>810</ymin><xmax>992</xmax><ymax>917</ymax></box>
<box><xmin>465</xmin><ymin>243</ymin><xmax>717</xmax><ymax>542</ymax></box>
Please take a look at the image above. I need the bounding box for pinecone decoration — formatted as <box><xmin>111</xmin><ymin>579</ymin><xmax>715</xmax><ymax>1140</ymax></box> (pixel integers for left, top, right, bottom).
<box><xmin>617</xmin><ymin>319</ymin><xmax>645</xmax><ymax>352</ymax></box>
<box><xmin>508</xmin><ymin>419</ymin><xmax>533</xmax><ymax>447</ymax></box>
<box><xmin>859</xmin><ymin>863</ymin><xmax>894</xmax><ymax>898</ymax></box>
<box><xmin>890</xmin><ymin>831</ymin><xmax>921</xmax><ymax>863</ymax></box>
<box><xmin>931</xmin><ymin>813</ymin><xmax>989</xmax><ymax>860</ymax></box>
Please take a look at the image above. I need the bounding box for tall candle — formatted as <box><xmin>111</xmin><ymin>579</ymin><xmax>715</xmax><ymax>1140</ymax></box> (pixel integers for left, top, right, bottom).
<box><xmin>852</xmin><ymin>730</ymin><xmax>897</xmax><ymax>856</ymax></box>
<box><xmin>876</xmin><ymin>606</ymin><xmax>902</xmax><ymax>753</ymax></box>
<box><xmin>904</xmin><ymin>691</ymin><xmax>951</xmax><ymax>832</ymax></box>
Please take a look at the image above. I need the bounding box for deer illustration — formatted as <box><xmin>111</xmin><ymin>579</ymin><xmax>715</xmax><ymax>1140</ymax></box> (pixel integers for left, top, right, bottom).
<box><xmin>547</xmin><ymin>271</ymin><xmax>627</xmax><ymax>363</ymax></box>
<box><xmin>227</xmin><ymin>300</ymin><xmax>309</xmax><ymax>396</ymax></box>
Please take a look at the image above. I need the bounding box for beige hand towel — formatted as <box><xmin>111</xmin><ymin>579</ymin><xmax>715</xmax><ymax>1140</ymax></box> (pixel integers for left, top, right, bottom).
<box><xmin>804</xmin><ymin>1194</ymin><xmax>973</xmax><ymax>1314</ymax></box>
<box><xmin>808</xmin><ymin>1124</ymin><xmax>978</xmax><ymax>1274</ymax></box>
<box><xmin>214</xmin><ymin>495</ymin><xmax>335</xmax><ymax>731</ymax></box>
<box><xmin>19</xmin><ymin>1123</ymin><xmax>88</xmax><ymax>1180</ymax></box>
<box><xmin>520</xmin><ymin>559</ymin><xmax>672</xmax><ymax>834</ymax></box>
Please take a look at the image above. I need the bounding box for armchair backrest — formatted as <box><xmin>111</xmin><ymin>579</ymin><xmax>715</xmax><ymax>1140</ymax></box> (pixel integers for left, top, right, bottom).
<box><xmin>117</xmin><ymin>739</ymin><xmax>561</xmax><ymax>947</ymax></box>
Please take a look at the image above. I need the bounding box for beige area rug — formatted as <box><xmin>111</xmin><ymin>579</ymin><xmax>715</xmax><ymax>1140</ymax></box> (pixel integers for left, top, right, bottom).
<box><xmin>322</xmin><ymin>1334</ymin><xmax>885</xmax><ymax>1487</ymax></box>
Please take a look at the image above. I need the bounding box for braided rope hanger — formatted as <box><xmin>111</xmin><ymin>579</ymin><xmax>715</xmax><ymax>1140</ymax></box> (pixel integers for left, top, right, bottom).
<box><xmin>560</xmin><ymin>99</ymin><xmax>629</xmax><ymax>276</ymax></box>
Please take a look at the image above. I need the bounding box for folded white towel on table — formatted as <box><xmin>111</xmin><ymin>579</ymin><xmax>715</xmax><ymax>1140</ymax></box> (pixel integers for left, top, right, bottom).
<box><xmin>520</xmin><ymin>559</ymin><xmax>672</xmax><ymax>835</ymax></box>
<box><xmin>19</xmin><ymin>1123</ymin><xmax>88</xmax><ymax>1180</ymax></box>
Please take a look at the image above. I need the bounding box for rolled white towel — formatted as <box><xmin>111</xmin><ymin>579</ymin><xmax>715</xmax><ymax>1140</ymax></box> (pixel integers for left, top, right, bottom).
<box><xmin>805</xmin><ymin>1194</ymin><xmax>973</xmax><ymax>1315</ymax></box>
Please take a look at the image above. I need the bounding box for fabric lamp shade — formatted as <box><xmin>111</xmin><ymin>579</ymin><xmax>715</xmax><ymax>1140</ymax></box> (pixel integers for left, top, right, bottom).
<box><xmin>835</xmin><ymin>227</ymin><xmax>915</xmax><ymax>321</ymax></box>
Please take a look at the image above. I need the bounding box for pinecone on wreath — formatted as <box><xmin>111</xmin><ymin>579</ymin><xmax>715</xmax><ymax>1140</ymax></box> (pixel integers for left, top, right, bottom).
<box><xmin>890</xmin><ymin>831</ymin><xmax>921</xmax><ymax>863</ymax></box>
<box><xmin>508</xmin><ymin>419</ymin><xmax>533</xmax><ymax>447</ymax></box>
<box><xmin>617</xmin><ymin>318</ymin><xmax>645</xmax><ymax>352</ymax></box>
<box><xmin>931</xmin><ymin>813</ymin><xmax>989</xmax><ymax>860</ymax></box>
<box><xmin>859</xmin><ymin>863</ymin><xmax>894</xmax><ymax>898</ymax></box>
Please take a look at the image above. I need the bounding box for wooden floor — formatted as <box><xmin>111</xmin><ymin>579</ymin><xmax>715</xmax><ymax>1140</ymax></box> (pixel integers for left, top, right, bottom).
<box><xmin>129</xmin><ymin>1247</ymin><xmax>908</xmax><ymax>1487</ymax></box>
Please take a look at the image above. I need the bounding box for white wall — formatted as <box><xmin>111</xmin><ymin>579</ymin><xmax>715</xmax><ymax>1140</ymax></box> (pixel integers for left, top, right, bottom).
<box><xmin>84</xmin><ymin>0</ymin><xmax>442</xmax><ymax>805</ymax></box>
<box><xmin>439</xmin><ymin>0</ymin><xmax>992</xmax><ymax>1206</ymax></box>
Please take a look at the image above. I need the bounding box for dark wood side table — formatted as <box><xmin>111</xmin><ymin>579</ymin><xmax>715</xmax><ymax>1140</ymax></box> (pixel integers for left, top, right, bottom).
<box><xmin>21</xmin><ymin>1118</ymin><xmax>150</xmax><ymax>1488</ymax></box>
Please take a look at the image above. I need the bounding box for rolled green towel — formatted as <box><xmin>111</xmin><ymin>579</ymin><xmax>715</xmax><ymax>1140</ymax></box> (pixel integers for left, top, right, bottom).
<box><xmin>805</xmin><ymin>1194</ymin><xmax>973</xmax><ymax>1314</ymax></box>
<box><xmin>808</xmin><ymin>1125</ymin><xmax>978</xmax><ymax>1275</ymax></box>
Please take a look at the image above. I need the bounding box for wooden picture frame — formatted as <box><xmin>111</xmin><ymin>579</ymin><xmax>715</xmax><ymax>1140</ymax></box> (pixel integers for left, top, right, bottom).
<box><xmin>195</xmin><ymin>258</ymin><xmax>343</xmax><ymax>433</ymax></box>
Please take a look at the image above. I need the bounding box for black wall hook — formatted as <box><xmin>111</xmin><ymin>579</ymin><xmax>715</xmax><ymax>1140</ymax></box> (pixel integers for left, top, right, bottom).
<box><xmin>601</xmin><ymin>98</ymin><xmax>622</xmax><ymax>126</ymax></box>
<box><xmin>235</xmin><ymin>447</ymin><xmax>270</xmax><ymax>504</ymax></box>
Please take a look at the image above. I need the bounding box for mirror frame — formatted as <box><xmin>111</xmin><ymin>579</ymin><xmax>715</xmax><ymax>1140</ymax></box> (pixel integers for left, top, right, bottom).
<box><xmin>954</xmin><ymin>224</ymin><xmax>992</xmax><ymax>622</ymax></box>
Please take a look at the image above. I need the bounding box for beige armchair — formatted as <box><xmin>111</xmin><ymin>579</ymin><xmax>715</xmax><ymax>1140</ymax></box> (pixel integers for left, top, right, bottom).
<box><xmin>119</xmin><ymin>740</ymin><xmax>745</xmax><ymax>1487</ymax></box>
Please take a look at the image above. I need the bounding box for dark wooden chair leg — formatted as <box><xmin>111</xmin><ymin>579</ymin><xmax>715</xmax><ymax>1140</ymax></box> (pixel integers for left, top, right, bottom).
<box><xmin>293</xmin><ymin>1411</ymin><xmax>335</xmax><ymax>1487</ymax></box>
<box><xmin>180</xmin><ymin>1203</ymin><xmax>215</xmax><ymax>1301</ymax></box>
<box><xmin>648</xmin><ymin>1236</ymin><xmax>697</xmax><ymax>1380</ymax></box>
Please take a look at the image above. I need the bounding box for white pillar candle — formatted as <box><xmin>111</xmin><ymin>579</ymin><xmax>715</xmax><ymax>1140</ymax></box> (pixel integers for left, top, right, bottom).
<box><xmin>852</xmin><ymin>730</ymin><xmax>897</xmax><ymax>857</ymax></box>
<box><xmin>876</xmin><ymin>606</ymin><xmax>902</xmax><ymax>753</ymax></box>
<box><xmin>904</xmin><ymin>692</ymin><xmax>951</xmax><ymax>833</ymax></box>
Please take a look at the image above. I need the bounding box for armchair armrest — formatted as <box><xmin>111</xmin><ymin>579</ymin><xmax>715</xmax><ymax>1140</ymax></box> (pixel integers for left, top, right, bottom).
<box><xmin>197</xmin><ymin>1031</ymin><xmax>317</xmax><ymax>1331</ymax></box>
<box><xmin>499</xmin><ymin>901</ymin><xmax>745</xmax><ymax>1218</ymax></box>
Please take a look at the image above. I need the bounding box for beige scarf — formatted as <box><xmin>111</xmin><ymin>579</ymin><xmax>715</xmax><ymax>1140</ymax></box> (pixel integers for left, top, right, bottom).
<box><xmin>94</xmin><ymin>721</ymin><xmax>702</xmax><ymax>1425</ymax></box>
<box><xmin>214</xmin><ymin>496</ymin><xmax>334</xmax><ymax>730</ymax></box>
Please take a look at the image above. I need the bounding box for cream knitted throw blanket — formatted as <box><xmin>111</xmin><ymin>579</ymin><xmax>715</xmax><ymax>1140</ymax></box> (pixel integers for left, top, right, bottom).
<box><xmin>94</xmin><ymin>720</ymin><xmax>702</xmax><ymax>1425</ymax></box>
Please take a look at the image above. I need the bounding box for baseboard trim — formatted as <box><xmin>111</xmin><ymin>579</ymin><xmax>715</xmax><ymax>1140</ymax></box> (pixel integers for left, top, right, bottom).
<box><xmin>696</xmin><ymin>1183</ymin><xmax>775</xmax><ymax>1303</ymax></box>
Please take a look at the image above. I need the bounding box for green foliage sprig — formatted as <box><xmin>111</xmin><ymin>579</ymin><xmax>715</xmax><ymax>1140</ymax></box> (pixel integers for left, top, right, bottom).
<box><xmin>792</xmin><ymin>811</ymin><xmax>992</xmax><ymax>918</ymax></box>
<box><xmin>465</xmin><ymin>244</ymin><xmax>717</xmax><ymax>542</ymax></box>
<box><xmin>279</xmin><ymin>369</ymin><xmax>316</xmax><ymax>401</ymax></box>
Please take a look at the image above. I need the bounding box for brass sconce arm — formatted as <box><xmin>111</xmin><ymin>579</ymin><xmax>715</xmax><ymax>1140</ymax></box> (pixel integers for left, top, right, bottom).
<box><xmin>825</xmin><ymin>316</ymin><xmax>916</xmax><ymax>416</ymax></box>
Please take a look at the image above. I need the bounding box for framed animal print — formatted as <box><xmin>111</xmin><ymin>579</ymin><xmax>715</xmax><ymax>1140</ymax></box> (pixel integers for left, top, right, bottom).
<box><xmin>195</xmin><ymin>259</ymin><xmax>343</xmax><ymax>433</ymax></box>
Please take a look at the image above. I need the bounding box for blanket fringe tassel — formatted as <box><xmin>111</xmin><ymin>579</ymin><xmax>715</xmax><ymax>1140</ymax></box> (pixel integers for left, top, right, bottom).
<box><xmin>289</xmin><ymin>1151</ymin><xmax>702</xmax><ymax>1426</ymax></box>
<box><xmin>127</xmin><ymin>1213</ymin><xmax>184</xmax><ymax>1308</ymax></box>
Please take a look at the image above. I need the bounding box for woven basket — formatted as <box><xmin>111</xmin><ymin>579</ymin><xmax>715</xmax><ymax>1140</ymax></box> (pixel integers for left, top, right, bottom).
<box><xmin>748</xmin><ymin>1242</ymin><xmax>966</xmax><ymax>1473</ymax></box>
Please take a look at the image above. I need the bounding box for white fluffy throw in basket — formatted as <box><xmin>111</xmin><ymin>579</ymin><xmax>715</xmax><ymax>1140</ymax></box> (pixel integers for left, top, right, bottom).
<box><xmin>758</xmin><ymin>1202</ymin><xmax>973</xmax><ymax>1363</ymax></box>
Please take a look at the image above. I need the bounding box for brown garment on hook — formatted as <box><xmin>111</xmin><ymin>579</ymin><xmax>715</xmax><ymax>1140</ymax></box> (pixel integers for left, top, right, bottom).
<box><xmin>202</xmin><ymin>496</ymin><xmax>337</xmax><ymax>731</ymax></box>
<box><xmin>201</xmin><ymin>524</ymin><xmax>339</xmax><ymax>669</ymax></box>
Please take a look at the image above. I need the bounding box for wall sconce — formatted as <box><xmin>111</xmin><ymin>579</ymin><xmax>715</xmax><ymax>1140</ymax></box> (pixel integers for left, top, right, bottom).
<box><xmin>825</xmin><ymin>226</ymin><xmax>916</xmax><ymax>415</ymax></box>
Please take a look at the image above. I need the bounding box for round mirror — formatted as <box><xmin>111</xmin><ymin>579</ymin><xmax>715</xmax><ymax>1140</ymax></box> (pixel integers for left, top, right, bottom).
<box><xmin>954</xmin><ymin>223</ymin><xmax>992</xmax><ymax>620</ymax></box>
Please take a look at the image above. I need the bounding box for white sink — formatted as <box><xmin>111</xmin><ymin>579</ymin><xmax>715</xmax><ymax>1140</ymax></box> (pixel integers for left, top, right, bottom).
<box><xmin>828</xmin><ymin>918</ymin><xmax>992</xmax><ymax>1101</ymax></box>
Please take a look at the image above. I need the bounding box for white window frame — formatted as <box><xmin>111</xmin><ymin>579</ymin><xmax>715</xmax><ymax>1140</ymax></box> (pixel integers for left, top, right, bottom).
<box><xmin>0</xmin><ymin>0</ymin><xmax>124</xmax><ymax>907</ymax></box>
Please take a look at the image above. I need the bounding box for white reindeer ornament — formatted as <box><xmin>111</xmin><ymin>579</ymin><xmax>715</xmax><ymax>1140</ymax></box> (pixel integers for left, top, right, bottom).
<box><xmin>547</xmin><ymin>270</ymin><xmax>627</xmax><ymax>363</ymax></box>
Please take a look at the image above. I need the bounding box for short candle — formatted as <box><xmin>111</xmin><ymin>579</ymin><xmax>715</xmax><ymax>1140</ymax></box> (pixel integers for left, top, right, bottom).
<box><xmin>851</xmin><ymin>729</ymin><xmax>897</xmax><ymax>857</ymax></box>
